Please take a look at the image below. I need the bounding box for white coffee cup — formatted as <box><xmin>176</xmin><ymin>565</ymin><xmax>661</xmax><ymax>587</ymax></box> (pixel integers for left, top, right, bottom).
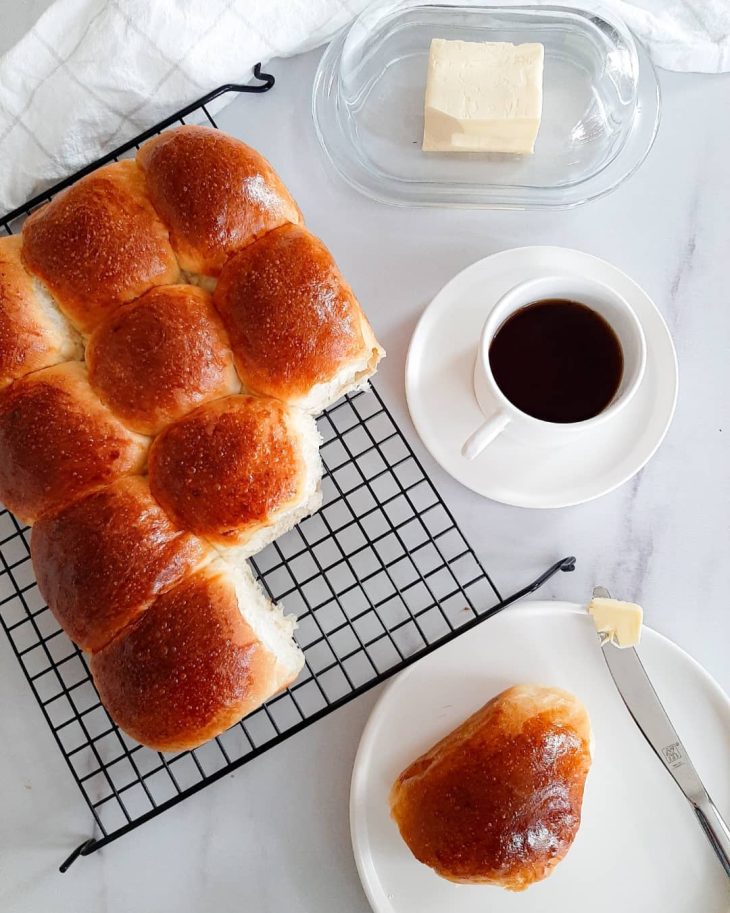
<box><xmin>462</xmin><ymin>275</ymin><xmax>647</xmax><ymax>460</ymax></box>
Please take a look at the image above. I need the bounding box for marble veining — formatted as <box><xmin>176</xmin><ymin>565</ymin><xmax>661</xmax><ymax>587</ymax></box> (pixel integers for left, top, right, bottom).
<box><xmin>0</xmin><ymin>46</ymin><xmax>728</xmax><ymax>913</ymax></box>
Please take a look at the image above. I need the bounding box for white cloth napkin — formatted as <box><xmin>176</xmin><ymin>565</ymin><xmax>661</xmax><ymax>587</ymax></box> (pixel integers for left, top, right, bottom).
<box><xmin>0</xmin><ymin>0</ymin><xmax>367</xmax><ymax>214</ymax></box>
<box><xmin>616</xmin><ymin>0</ymin><xmax>730</xmax><ymax>73</ymax></box>
<box><xmin>1</xmin><ymin>0</ymin><xmax>729</xmax><ymax>215</ymax></box>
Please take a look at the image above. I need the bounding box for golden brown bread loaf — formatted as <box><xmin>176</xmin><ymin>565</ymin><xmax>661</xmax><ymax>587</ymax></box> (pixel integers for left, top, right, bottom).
<box><xmin>148</xmin><ymin>394</ymin><xmax>322</xmax><ymax>559</ymax></box>
<box><xmin>87</xmin><ymin>284</ymin><xmax>239</xmax><ymax>435</ymax></box>
<box><xmin>22</xmin><ymin>161</ymin><xmax>180</xmax><ymax>333</ymax></box>
<box><xmin>31</xmin><ymin>477</ymin><xmax>211</xmax><ymax>652</ymax></box>
<box><xmin>137</xmin><ymin>125</ymin><xmax>302</xmax><ymax>278</ymax></box>
<box><xmin>0</xmin><ymin>362</ymin><xmax>148</xmax><ymax>524</ymax></box>
<box><xmin>0</xmin><ymin>124</ymin><xmax>382</xmax><ymax>750</ymax></box>
<box><xmin>390</xmin><ymin>684</ymin><xmax>592</xmax><ymax>891</ymax></box>
<box><xmin>0</xmin><ymin>236</ymin><xmax>81</xmax><ymax>389</ymax></box>
<box><xmin>214</xmin><ymin>224</ymin><xmax>384</xmax><ymax>412</ymax></box>
<box><xmin>91</xmin><ymin>559</ymin><xmax>304</xmax><ymax>752</ymax></box>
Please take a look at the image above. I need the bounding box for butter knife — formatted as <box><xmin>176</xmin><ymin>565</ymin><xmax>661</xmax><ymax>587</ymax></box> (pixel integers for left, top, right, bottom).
<box><xmin>593</xmin><ymin>586</ymin><xmax>730</xmax><ymax>878</ymax></box>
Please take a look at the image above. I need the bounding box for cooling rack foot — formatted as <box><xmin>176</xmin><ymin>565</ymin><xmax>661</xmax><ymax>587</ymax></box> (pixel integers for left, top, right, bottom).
<box><xmin>480</xmin><ymin>555</ymin><xmax>577</xmax><ymax>623</ymax></box>
<box><xmin>59</xmin><ymin>837</ymin><xmax>96</xmax><ymax>873</ymax></box>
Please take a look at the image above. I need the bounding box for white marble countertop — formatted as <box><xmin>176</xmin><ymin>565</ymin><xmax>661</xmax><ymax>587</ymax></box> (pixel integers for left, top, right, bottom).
<box><xmin>1</xmin><ymin>38</ymin><xmax>729</xmax><ymax>913</ymax></box>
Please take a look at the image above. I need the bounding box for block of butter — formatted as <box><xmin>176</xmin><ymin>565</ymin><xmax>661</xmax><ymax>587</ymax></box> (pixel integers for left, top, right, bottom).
<box><xmin>588</xmin><ymin>597</ymin><xmax>643</xmax><ymax>648</ymax></box>
<box><xmin>423</xmin><ymin>38</ymin><xmax>544</xmax><ymax>154</ymax></box>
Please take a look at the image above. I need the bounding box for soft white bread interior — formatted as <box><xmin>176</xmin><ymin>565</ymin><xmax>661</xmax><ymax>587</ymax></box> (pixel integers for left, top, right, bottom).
<box><xmin>90</xmin><ymin>557</ymin><xmax>304</xmax><ymax>752</ymax></box>
<box><xmin>148</xmin><ymin>394</ymin><xmax>322</xmax><ymax>559</ymax></box>
<box><xmin>219</xmin><ymin>404</ymin><xmax>323</xmax><ymax>561</ymax></box>
<box><xmin>7</xmin><ymin>124</ymin><xmax>384</xmax><ymax>753</ymax></box>
<box><xmin>0</xmin><ymin>235</ymin><xmax>82</xmax><ymax>390</ymax></box>
<box><xmin>213</xmin><ymin>223</ymin><xmax>384</xmax><ymax>414</ymax></box>
<box><xmin>228</xmin><ymin>558</ymin><xmax>304</xmax><ymax>683</ymax></box>
<box><xmin>293</xmin><ymin>317</ymin><xmax>384</xmax><ymax>414</ymax></box>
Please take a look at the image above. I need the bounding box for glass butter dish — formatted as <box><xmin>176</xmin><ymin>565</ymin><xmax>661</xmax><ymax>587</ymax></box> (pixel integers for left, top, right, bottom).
<box><xmin>312</xmin><ymin>1</ymin><xmax>660</xmax><ymax>209</ymax></box>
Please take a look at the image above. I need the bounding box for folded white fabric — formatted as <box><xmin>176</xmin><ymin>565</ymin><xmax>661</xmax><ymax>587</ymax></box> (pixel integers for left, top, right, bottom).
<box><xmin>616</xmin><ymin>0</ymin><xmax>730</xmax><ymax>73</ymax></box>
<box><xmin>0</xmin><ymin>0</ymin><xmax>729</xmax><ymax>215</ymax></box>
<box><xmin>0</xmin><ymin>0</ymin><xmax>372</xmax><ymax>213</ymax></box>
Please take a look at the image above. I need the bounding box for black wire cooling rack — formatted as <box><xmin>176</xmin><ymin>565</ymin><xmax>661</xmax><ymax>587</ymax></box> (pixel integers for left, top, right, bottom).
<box><xmin>0</xmin><ymin>66</ymin><xmax>575</xmax><ymax>871</ymax></box>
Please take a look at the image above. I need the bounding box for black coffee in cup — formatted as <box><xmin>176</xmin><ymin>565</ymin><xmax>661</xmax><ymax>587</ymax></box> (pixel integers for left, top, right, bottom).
<box><xmin>488</xmin><ymin>299</ymin><xmax>624</xmax><ymax>424</ymax></box>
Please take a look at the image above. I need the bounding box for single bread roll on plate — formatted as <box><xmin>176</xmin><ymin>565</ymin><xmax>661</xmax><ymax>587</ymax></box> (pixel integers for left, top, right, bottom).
<box><xmin>90</xmin><ymin>558</ymin><xmax>304</xmax><ymax>752</ymax></box>
<box><xmin>0</xmin><ymin>236</ymin><xmax>82</xmax><ymax>389</ymax></box>
<box><xmin>214</xmin><ymin>223</ymin><xmax>384</xmax><ymax>413</ymax></box>
<box><xmin>0</xmin><ymin>362</ymin><xmax>148</xmax><ymax>524</ymax></box>
<box><xmin>87</xmin><ymin>284</ymin><xmax>239</xmax><ymax>435</ymax></box>
<box><xmin>31</xmin><ymin>476</ymin><xmax>212</xmax><ymax>652</ymax></box>
<box><xmin>389</xmin><ymin>684</ymin><xmax>592</xmax><ymax>891</ymax></box>
<box><xmin>22</xmin><ymin>161</ymin><xmax>180</xmax><ymax>332</ymax></box>
<box><xmin>148</xmin><ymin>394</ymin><xmax>321</xmax><ymax>559</ymax></box>
<box><xmin>137</xmin><ymin>125</ymin><xmax>302</xmax><ymax>279</ymax></box>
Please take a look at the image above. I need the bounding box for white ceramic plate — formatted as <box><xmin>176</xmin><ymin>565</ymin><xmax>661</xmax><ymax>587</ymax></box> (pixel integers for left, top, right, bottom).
<box><xmin>351</xmin><ymin>602</ymin><xmax>730</xmax><ymax>913</ymax></box>
<box><xmin>405</xmin><ymin>247</ymin><xmax>678</xmax><ymax>508</ymax></box>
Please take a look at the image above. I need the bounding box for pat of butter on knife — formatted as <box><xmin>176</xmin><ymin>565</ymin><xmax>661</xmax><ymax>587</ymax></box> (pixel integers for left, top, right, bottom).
<box><xmin>588</xmin><ymin>597</ymin><xmax>643</xmax><ymax>648</ymax></box>
<box><xmin>423</xmin><ymin>38</ymin><xmax>544</xmax><ymax>154</ymax></box>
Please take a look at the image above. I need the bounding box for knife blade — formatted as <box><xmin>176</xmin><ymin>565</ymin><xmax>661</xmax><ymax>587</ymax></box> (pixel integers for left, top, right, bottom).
<box><xmin>593</xmin><ymin>586</ymin><xmax>730</xmax><ymax>878</ymax></box>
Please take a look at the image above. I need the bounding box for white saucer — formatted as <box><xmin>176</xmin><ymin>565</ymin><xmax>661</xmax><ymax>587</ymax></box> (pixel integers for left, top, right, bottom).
<box><xmin>405</xmin><ymin>247</ymin><xmax>678</xmax><ymax>508</ymax></box>
<box><xmin>350</xmin><ymin>602</ymin><xmax>730</xmax><ymax>913</ymax></box>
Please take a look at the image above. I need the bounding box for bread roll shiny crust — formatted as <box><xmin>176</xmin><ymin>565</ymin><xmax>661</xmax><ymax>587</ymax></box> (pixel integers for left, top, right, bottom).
<box><xmin>87</xmin><ymin>284</ymin><xmax>239</xmax><ymax>435</ymax></box>
<box><xmin>213</xmin><ymin>224</ymin><xmax>384</xmax><ymax>412</ymax></box>
<box><xmin>90</xmin><ymin>560</ymin><xmax>301</xmax><ymax>751</ymax></box>
<box><xmin>389</xmin><ymin>684</ymin><xmax>592</xmax><ymax>891</ymax></box>
<box><xmin>0</xmin><ymin>126</ymin><xmax>385</xmax><ymax>753</ymax></box>
<box><xmin>22</xmin><ymin>161</ymin><xmax>180</xmax><ymax>332</ymax></box>
<box><xmin>0</xmin><ymin>362</ymin><xmax>148</xmax><ymax>524</ymax></box>
<box><xmin>31</xmin><ymin>477</ymin><xmax>211</xmax><ymax>652</ymax></box>
<box><xmin>0</xmin><ymin>236</ymin><xmax>81</xmax><ymax>389</ymax></box>
<box><xmin>137</xmin><ymin>125</ymin><xmax>302</xmax><ymax>277</ymax></box>
<box><xmin>148</xmin><ymin>394</ymin><xmax>321</xmax><ymax>553</ymax></box>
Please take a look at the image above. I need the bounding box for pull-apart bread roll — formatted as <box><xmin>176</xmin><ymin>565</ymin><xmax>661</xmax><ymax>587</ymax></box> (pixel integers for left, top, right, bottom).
<box><xmin>390</xmin><ymin>684</ymin><xmax>592</xmax><ymax>892</ymax></box>
<box><xmin>22</xmin><ymin>161</ymin><xmax>180</xmax><ymax>332</ymax></box>
<box><xmin>91</xmin><ymin>558</ymin><xmax>304</xmax><ymax>752</ymax></box>
<box><xmin>0</xmin><ymin>236</ymin><xmax>81</xmax><ymax>389</ymax></box>
<box><xmin>214</xmin><ymin>224</ymin><xmax>384</xmax><ymax>413</ymax></box>
<box><xmin>0</xmin><ymin>126</ymin><xmax>384</xmax><ymax>752</ymax></box>
<box><xmin>149</xmin><ymin>394</ymin><xmax>321</xmax><ymax>559</ymax></box>
<box><xmin>87</xmin><ymin>284</ymin><xmax>239</xmax><ymax>435</ymax></box>
<box><xmin>31</xmin><ymin>477</ymin><xmax>211</xmax><ymax>652</ymax></box>
<box><xmin>0</xmin><ymin>362</ymin><xmax>147</xmax><ymax>524</ymax></box>
<box><xmin>137</xmin><ymin>125</ymin><xmax>301</xmax><ymax>280</ymax></box>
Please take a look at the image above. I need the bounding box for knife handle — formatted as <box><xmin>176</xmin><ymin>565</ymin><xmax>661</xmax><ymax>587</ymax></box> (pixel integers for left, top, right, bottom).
<box><xmin>692</xmin><ymin>793</ymin><xmax>730</xmax><ymax>878</ymax></box>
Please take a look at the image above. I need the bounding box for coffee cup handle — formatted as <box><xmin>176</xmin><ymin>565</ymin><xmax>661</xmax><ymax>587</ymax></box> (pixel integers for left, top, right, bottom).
<box><xmin>462</xmin><ymin>411</ymin><xmax>511</xmax><ymax>460</ymax></box>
